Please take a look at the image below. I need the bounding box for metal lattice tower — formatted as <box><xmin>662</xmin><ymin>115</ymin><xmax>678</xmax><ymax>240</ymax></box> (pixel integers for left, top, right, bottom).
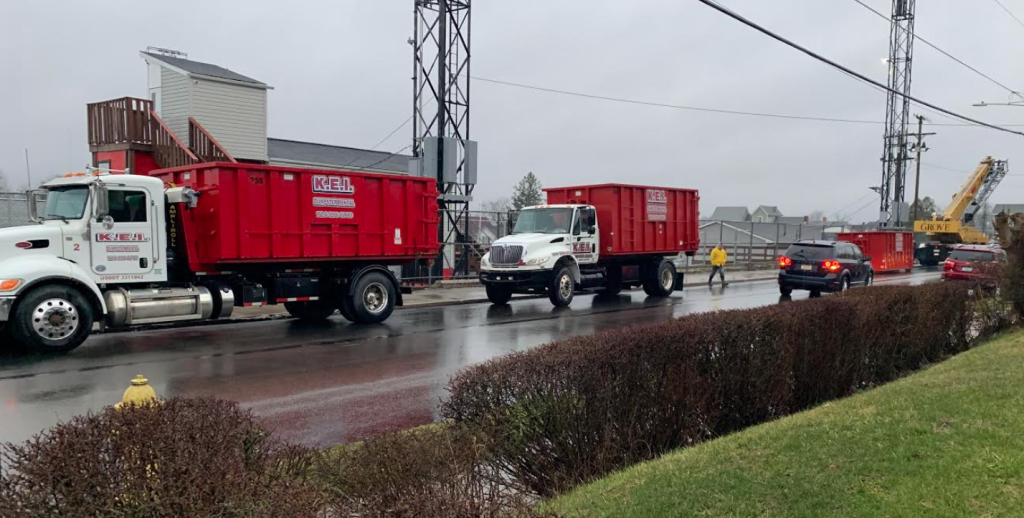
<box><xmin>878</xmin><ymin>0</ymin><xmax>916</xmax><ymax>226</ymax></box>
<box><xmin>412</xmin><ymin>0</ymin><xmax>474</xmax><ymax>278</ymax></box>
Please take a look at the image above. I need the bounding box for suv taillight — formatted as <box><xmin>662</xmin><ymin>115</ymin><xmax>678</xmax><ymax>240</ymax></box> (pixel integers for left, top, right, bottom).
<box><xmin>778</xmin><ymin>256</ymin><xmax>792</xmax><ymax>269</ymax></box>
<box><xmin>822</xmin><ymin>260</ymin><xmax>841</xmax><ymax>272</ymax></box>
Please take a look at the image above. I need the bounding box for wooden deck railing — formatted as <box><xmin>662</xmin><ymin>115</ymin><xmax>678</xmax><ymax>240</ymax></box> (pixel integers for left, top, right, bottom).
<box><xmin>87</xmin><ymin>97</ymin><xmax>154</xmax><ymax>148</ymax></box>
<box><xmin>189</xmin><ymin>117</ymin><xmax>237</xmax><ymax>163</ymax></box>
<box><xmin>151</xmin><ymin>111</ymin><xmax>198</xmax><ymax>169</ymax></box>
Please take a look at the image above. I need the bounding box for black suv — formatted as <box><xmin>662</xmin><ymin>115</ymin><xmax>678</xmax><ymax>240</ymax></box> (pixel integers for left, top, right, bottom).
<box><xmin>778</xmin><ymin>240</ymin><xmax>874</xmax><ymax>296</ymax></box>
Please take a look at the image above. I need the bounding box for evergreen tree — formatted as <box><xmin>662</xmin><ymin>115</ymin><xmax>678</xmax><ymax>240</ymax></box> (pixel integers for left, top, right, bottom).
<box><xmin>511</xmin><ymin>172</ymin><xmax>542</xmax><ymax>210</ymax></box>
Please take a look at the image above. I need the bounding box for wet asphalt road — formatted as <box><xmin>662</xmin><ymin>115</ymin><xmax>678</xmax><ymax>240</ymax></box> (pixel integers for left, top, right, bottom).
<box><xmin>0</xmin><ymin>269</ymin><xmax>940</xmax><ymax>447</ymax></box>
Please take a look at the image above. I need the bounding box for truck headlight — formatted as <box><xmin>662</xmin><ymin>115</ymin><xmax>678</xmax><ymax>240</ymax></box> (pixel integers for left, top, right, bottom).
<box><xmin>523</xmin><ymin>256</ymin><xmax>548</xmax><ymax>267</ymax></box>
<box><xmin>0</xmin><ymin>279</ymin><xmax>23</xmax><ymax>292</ymax></box>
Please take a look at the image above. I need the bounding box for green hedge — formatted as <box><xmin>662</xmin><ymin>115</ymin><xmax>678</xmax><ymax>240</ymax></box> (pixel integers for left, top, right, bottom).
<box><xmin>444</xmin><ymin>283</ymin><xmax>1007</xmax><ymax>497</ymax></box>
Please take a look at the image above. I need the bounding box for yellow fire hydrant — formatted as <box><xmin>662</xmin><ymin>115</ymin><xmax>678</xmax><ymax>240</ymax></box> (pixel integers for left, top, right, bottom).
<box><xmin>114</xmin><ymin>374</ymin><xmax>159</xmax><ymax>409</ymax></box>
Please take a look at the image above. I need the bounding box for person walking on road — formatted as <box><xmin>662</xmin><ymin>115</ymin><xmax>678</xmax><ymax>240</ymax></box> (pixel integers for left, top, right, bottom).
<box><xmin>709</xmin><ymin>244</ymin><xmax>729</xmax><ymax>287</ymax></box>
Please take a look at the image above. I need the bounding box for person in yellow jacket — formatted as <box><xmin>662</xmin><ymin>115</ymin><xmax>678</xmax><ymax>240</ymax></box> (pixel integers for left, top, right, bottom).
<box><xmin>709</xmin><ymin>244</ymin><xmax>729</xmax><ymax>287</ymax></box>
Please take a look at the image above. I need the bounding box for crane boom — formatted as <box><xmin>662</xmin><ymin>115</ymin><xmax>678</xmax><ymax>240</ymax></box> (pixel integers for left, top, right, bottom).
<box><xmin>913</xmin><ymin>157</ymin><xmax>1008</xmax><ymax>244</ymax></box>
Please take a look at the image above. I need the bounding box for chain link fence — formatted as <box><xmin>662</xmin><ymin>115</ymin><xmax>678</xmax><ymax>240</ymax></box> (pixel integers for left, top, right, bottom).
<box><xmin>691</xmin><ymin>220</ymin><xmax>847</xmax><ymax>270</ymax></box>
<box><xmin>0</xmin><ymin>193</ymin><xmax>45</xmax><ymax>229</ymax></box>
<box><xmin>401</xmin><ymin>210</ymin><xmax>519</xmax><ymax>285</ymax></box>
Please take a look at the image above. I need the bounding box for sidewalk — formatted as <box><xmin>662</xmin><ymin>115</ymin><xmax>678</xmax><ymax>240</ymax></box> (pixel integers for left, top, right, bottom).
<box><xmin>230</xmin><ymin>267</ymin><xmax>777</xmax><ymax>321</ymax></box>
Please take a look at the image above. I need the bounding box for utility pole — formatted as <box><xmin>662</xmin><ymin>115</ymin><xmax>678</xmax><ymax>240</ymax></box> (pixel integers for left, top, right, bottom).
<box><xmin>909</xmin><ymin>114</ymin><xmax>935</xmax><ymax>223</ymax></box>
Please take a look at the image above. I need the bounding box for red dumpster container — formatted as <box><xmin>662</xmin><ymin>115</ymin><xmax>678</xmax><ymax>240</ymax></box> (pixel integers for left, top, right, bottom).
<box><xmin>837</xmin><ymin>231</ymin><xmax>914</xmax><ymax>273</ymax></box>
<box><xmin>543</xmin><ymin>183</ymin><xmax>700</xmax><ymax>257</ymax></box>
<box><xmin>150</xmin><ymin>162</ymin><xmax>439</xmax><ymax>271</ymax></box>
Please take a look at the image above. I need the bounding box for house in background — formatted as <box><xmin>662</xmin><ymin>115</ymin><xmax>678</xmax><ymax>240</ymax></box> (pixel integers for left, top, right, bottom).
<box><xmin>92</xmin><ymin>49</ymin><xmax>411</xmax><ymax>175</ymax></box>
<box><xmin>751</xmin><ymin>205</ymin><xmax>783</xmax><ymax>223</ymax></box>
<box><xmin>708</xmin><ymin>206</ymin><xmax>751</xmax><ymax>222</ymax></box>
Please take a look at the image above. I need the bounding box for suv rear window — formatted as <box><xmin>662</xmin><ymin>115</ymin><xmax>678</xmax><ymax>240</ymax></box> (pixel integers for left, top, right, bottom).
<box><xmin>948</xmin><ymin>249</ymin><xmax>998</xmax><ymax>262</ymax></box>
<box><xmin>784</xmin><ymin>244</ymin><xmax>833</xmax><ymax>260</ymax></box>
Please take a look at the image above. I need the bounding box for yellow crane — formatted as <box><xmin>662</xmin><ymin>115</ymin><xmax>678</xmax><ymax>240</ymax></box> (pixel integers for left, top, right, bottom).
<box><xmin>913</xmin><ymin>157</ymin><xmax>1008</xmax><ymax>265</ymax></box>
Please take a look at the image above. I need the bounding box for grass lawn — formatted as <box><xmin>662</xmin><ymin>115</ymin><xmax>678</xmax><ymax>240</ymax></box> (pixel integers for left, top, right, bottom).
<box><xmin>553</xmin><ymin>330</ymin><xmax>1024</xmax><ymax>518</ymax></box>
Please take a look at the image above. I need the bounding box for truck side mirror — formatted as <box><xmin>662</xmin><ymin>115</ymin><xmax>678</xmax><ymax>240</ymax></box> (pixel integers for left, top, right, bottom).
<box><xmin>26</xmin><ymin>189</ymin><xmax>41</xmax><ymax>223</ymax></box>
<box><xmin>588</xmin><ymin>227</ymin><xmax>596</xmax><ymax>236</ymax></box>
<box><xmin>93</xmin><ymin>183</ymin><xmax>109</xmax><ymax>221</ymax></box>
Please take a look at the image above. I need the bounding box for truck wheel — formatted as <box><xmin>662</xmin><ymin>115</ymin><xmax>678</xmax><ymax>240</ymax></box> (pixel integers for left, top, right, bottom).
<box><xmin>284</xmin><ymin>300</ymin><xmax>336</xmax><ymax>321</ymax></box>
<box><xmin>780</xmin><ymin>285</ymin><xmax>793</xmax><ymax>296</ymax></box>
<box><xmin>643</xmin><ymin>260</ymin><xmax>676</xmax><ymax>297</ymax></box>
<box><xmin>9</xmin><ymin>284</ymin><xmax>94</xmax><ymax>353</ymax></box>
<box><xmin>348</xmin><ymin>272</ymin><xmax>396</xmax><ymax>324</ymax></box>
<box><xmin>485</xmin><ymin>284</ymin><xmax>513</xmax><ymax>305</ymax></box>
<box><xmin>548</xmin><ymin>266</ymin><xmax>576</xmax><ymax>307</ymax></box>
<box><xmin>337</xmin><ymin>297</ymin><xmax>356</xmax><ymax>322</ymax></box>
<box><xmin>601</xmin><ymin>265</ymin><xmax>623</xmax><ymax>296</ymax></box>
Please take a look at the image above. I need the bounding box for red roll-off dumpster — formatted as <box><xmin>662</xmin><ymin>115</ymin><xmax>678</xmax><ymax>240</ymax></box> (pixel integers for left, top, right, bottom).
<box><xmin>837</xmin><ymin>231</ymin><xmax>914</xmax><ymax>273</ymax></box>
<box><xmin>149</xmin><ymin>162</ymin><xmax>439</xmax><ymax>271</ymax></box>
<box><xmin>543</xmin><ymin>183</ymin><xmax>700</xmax><ymax>257</ymax></box>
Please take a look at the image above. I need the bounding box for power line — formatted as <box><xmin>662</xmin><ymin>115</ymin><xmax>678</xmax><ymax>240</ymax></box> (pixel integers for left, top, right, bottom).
<box><xmin>851</xmin><ymin>0</ymin><xmax>1022</xmax><ymax>96</ymax></box>
<box><xmin>991</xmin><ymin>0</ymin><xmax>1024</xmax><ymax>31</ymax></box>
<box><xmin>476</xmin><ymin>75</ymin><xmax>1024</xmax><ymax>128</ymax></box>
<box><xmin>698</xmin><ymin>0</ymin><xmax>1024</xmax><ymax>138</ymax></box>
<box><xmin>473</xmin><ymin>76</ymin><xmax>884</xmax><ymax>125</ymax></box>
<box><xmin>921</xmin><ymin>162</ymin><xmax>1024</xmax><ymax>176</ymax></box>
<box><xmin>357</xmin><ymin>144</ymin><xmax>414</xmax><ymax>172</ymax></box>
<box><xmin>367</xmin><ymin>115</ymin><xmax>413</xmax><ymax>151</ymax></box>
<box><xmin>334</xmin><ymin>117</ymin><xmax>413</xmax><ymax>172</ymax></box>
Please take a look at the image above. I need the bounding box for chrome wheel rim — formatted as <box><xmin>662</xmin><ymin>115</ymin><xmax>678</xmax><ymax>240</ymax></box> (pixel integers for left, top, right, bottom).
<box><xmin>660</xmin><ymin>267</ymin><xmax>674</xmax><ymax>290</ymax></box>
<box><xmin>558</xmin><ymin>274</ymin><xmax>573</xmax><ymax>299</ymax></box>
<box><xmin>362</xmin><ymin>283</ymin><xmax>388</xmax><ymax>315</ymax></box>
<box><xmin>33</xmin><ymin>298</ymin><xmax>79</xmax><ymax>341</ymax></box>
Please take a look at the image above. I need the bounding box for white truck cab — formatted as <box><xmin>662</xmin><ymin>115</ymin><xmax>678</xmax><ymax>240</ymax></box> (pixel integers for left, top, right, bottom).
<box><xmin>479</xmin><ymin>203</ymin><xmax>678</xmax><ymax>307</ymax></box>
<box><xmin>0</xmin><ymin>172</ymin><xmax>216</xmax><ymax>353</ymax></box>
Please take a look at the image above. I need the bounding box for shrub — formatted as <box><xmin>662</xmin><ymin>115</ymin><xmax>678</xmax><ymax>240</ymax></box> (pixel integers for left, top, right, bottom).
<box><xmin>444</xmin><ymin>283</ymin><xmax>1000</xmax><ymax>497</ymax></box>
<box><xmin>313</xmin><ymin>423</ymin><xmax>558</xmax><ymax>517</ymax></box>
<box><xmin>0</xmin><ymin>398</ymin><xmax>323</xmax><ymax>518</ymax></box>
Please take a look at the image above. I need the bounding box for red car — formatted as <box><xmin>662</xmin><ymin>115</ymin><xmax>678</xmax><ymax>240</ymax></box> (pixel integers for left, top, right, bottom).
<box><xmin>942</xmin><ymin>245</ymin><xmax>1007</xmax><ymax>286</ymax></box>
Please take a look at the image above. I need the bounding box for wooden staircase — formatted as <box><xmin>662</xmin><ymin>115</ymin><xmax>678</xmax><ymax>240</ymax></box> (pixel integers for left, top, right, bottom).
<box><xmin>87</xmin><ymin>97</ymin><xmax>238</xmax><ymax>170</ymax></box>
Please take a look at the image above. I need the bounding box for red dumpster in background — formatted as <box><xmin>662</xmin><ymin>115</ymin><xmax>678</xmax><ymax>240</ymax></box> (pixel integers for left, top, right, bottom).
<box><xmin>544</xmin><ymin>184</ymin><xmax>701</xmax><ymax>257</ymax></box>
<box><xmin>838</xmin><ymin>231</ymin><xmax>914</xmax><ymax>273</ymax></box>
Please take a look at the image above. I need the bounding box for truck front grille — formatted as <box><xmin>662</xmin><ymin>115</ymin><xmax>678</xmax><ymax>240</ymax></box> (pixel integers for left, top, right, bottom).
<box><xmin>490</xmin><ymin>245</ymin><xmax>524</xmax><ymax>266</ymax></box>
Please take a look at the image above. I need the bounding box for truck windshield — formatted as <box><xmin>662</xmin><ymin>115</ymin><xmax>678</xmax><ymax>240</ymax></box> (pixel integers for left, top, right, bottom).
<box><xmin>42</xmin><ymin>186</ymin><xmax>89</xmax><ymax>220</ymax></box>
<box><xmin>512</xmin><ymin>208</ymin><xmax>574</xmax><ymax>235</ymax></box>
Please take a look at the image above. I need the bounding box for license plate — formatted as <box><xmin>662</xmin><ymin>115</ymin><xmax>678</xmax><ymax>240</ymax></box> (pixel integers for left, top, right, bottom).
<box><xmin>961</xmin><ymin>267</ymin><xmax>973</xmax><ymax>272</ymax></box>
<box><xmin>800</xmin><ymin>264</ymin><xmax>813</xmax><ymax>271</ymax></box>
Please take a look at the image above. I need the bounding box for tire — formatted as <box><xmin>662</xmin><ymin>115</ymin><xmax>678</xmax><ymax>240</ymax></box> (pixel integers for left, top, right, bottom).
<box><xmin>485</xmin><ymin>283</ymin><xmax>513</xmax><ymax>305</ymax></box>
<box><xmin>643</xmin><ymin>260</ymin><xmax>676</xmax><ymax>297</ymax></box>
<box><xmin>838</xmin><ymin>275</ymin><xmax>851</xmax><ymax>293</ymax></box>
<box><xmin>864</xmin><ymin>271</ymin><xmax>874</xmax><ymax>286</ymax></box>
<box><xmin>9</xmin><ymin>284</ymin><xmax>95</xmax><ymax>353</ymax></box>
<box><xmin>601</xmin><ymin>265</ymin><xmax>623</xmax><ymax>296</ymax></box>
<box><xmin>780</xmin><ymin>285</ymin><xmax>793</xmax><ymax>296</ymax></box>
<box><xmin>337</xmin><ymin>296</ymin><xmax>356</xmax><ymax>322</ymax></box>
<box><xmin>809</xmin><ymin>289</ymin><xmax>822</xmax><ymax>298</ymax></box>
<box><xmin>347</xmin><ymin>272</ymin><xmax>397</xmax><ymax>324</ymax></box>
<box><xmin>284</xmin><ymin>299</ymin><xmax>336</xmax><ymax>321</ymax></box>
<box><xmin>548</xmin><ymin>265</ymin><xmax>575</xmax><ymax>307</ymax></box>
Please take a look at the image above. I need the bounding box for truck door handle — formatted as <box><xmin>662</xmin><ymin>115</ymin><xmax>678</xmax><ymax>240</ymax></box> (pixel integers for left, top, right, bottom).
<box><xmin>140</xmin><ymin>258</ymin><xmax>149</xmax><ymax>269</ymax></box>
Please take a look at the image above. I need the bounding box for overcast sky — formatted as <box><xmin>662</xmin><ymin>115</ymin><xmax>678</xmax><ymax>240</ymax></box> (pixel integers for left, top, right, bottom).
<box><xmin>2</xmin><ymin>0</ymin><xmax>1023</xmax><ymax>221</ymax></box>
